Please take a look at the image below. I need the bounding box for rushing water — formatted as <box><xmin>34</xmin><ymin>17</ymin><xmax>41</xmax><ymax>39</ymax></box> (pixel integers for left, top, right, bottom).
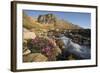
<box><xmin>56</xmin><ymin>35</ymin><xmax>91</xmax><ymax>60</ymax></box>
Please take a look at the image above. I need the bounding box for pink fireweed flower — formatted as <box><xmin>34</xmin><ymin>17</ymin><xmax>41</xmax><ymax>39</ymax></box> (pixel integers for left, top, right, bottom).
<box><xmin>42</xmin><ymin>47</ymin><xmax>52</xmax><ymax>56</ymax></box>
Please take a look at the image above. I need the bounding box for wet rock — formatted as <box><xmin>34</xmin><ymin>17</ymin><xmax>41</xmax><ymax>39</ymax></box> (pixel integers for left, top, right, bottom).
<box><xmin>56</xmin><ymin>36</ymin><xmax>91</xmax><ymax>60</ymax></box>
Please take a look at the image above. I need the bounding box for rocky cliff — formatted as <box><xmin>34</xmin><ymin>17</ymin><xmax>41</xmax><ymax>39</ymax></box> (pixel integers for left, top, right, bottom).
<box><xmin>37</xmin><ymin>14</ymin><xmax>56</xmax><ymax>24</ymax></box>
<box><xmin>37</xmin><ymin>13</ymin><xmax>82</xmax><ymax>29</ymax></box>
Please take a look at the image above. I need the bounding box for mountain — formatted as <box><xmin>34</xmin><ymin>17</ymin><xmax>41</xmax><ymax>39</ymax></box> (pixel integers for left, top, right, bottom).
<box><xmin>37</xmin><ymin>13</ymin><xmax>82</xmax><ymax>29</ymax></box>
<box><xmin>23</xmin><ymin>13</ymin><xmax>83</xmax><ymax>33</ymax></box>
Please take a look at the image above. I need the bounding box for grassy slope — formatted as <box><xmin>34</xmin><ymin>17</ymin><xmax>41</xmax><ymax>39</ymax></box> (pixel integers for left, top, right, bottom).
<box><xmin>23</xmin><ymin>13</ymin><xmax>81</xmax><ymax>33</ymax></box>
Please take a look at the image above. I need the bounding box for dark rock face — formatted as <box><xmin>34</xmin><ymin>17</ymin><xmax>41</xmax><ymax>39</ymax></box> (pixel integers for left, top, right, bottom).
<box><xmin>37</xmin><ymin>14</ymin><xmax>56</xmax><ymax>24</ymax></box>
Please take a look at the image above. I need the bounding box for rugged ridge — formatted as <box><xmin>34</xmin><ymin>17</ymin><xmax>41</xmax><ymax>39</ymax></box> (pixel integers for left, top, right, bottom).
<box><xmin>37</xmin><ymin>13</ymin><xmax>82</xmax><ymax>29</ymax></box>
<box><xmin>37</xmin><ymin>14</ymin><xmax>56</xmax><ymax>25</ymax></box>
<box><xmin>23</xmin><ymin>13</ymin><xmax>83</xmax><ymax>31</ymax></box>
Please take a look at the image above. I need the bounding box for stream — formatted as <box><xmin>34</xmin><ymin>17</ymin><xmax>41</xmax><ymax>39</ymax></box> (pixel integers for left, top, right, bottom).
<box><xmin>56</xmin><ymin>35</ymin><xmax>91</xmax><ymax>60</ymax></box>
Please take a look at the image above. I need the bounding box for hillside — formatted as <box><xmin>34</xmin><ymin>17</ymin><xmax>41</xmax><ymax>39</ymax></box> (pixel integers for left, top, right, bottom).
<box><xmin>23</xmin><ymin>13</ymin><xmax>82</xmax><ymax>34</ymax></box>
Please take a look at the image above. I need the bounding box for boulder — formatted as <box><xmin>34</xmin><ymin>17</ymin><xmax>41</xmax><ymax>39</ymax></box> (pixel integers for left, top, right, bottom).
<box><xmin>23</xmin><ymin>53</ymin><xmax>48</xmax><ymax>62</ymax></box>
<box><xmin>33</xmin><ymin>53</ymin><xmax>48</xmax><ymax>62</ymax></box>
<box><xmin>23</xmin><ymin>49</ymin><xmax>31</xmax><ymax>56</ymax></box>
<box><xmin>24</xmin><ymin>31</ymin><xmax>36</xmax><ymax>39</ymax></box>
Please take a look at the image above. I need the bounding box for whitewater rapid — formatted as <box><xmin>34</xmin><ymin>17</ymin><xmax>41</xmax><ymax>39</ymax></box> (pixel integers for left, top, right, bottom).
<box><xmin>57</xmin><ymin>36</ymin><xmax>91</xmax><ymax>59</ymax></box>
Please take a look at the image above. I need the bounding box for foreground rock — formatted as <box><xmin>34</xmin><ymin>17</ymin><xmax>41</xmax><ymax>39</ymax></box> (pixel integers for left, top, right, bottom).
<box><xmin>23</xmin><ymin>53</ymin><xmax>48</xmax><ymax>62</ymax></box>
<box><xmin>23</xmin><ymin>49</ymin><xmax>31</xmax><ymax>56</ymax></box>
<box><xmin>23</xmin><ymin>28</ymin><xmax>36</xmax><ymax>39</ymax></box>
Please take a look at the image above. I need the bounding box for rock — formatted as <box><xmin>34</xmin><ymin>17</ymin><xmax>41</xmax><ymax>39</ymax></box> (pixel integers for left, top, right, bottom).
<box><xmin>33</xmin><ymin>53</ymin><xmax>48</xmax><ymax>62</ymax></box>
<box><xmin>67</xmin><ymin>54</ymin><xmax>76</xmax><ymax>60</ymax></box>
<box><xmin>56</xmin><ymin>36</ymin><xmax>91</xmax><ymax>59</ymax></box>
<box><xmin>23</xmin><ymin>40</ymin><xmax>27</xmax><ymax>49</ymax></box>
<box><xmin>24</xmin><ymin>31</ymin><xmax>36</xmax><ymax>39</ymax></box>
<box><xmin>52</xmin><ymin>47</ymin><xmax>62</xmax><ymax>56</ymax></box>
<box><xmin>37</xmin><ymin>14</ymin><xmax>56</xmax><ymax>24</ymax></box>
<box><xmin>23</xmin><ymin>49</ymin><xmax>31</xmax><ymax>56</ymax></box>
<box><xmin>23</xmin><ymin>27</ymin><xmax>36</xmax><ymax>40</ymax></box>
<box><xmin>42</xmin><ymin>46</ymin><xmax>62</xmax><ymax>61</ymax></box>
<box><xmin>23</xmin><ymin>53</ymin><xmax>48</xmax><ymax>62</ymax></box>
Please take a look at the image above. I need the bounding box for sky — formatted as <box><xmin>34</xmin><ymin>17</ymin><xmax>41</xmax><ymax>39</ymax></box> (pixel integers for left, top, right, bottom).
<box><xmin>23</xmin><ymin>10</ymin><xmax>91</xmax><ymax>29</ymax></box>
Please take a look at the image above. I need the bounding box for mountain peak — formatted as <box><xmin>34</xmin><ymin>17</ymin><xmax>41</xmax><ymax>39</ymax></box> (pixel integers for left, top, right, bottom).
<box><xmin>37</xmin><ymin>13</ymin><xmax>82</xmax><ymax>29</ymax></box>
<box><xmin>37</xmin><ymin>13</ymin><xmax>56</xmax><ymax>24</ymax></box>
